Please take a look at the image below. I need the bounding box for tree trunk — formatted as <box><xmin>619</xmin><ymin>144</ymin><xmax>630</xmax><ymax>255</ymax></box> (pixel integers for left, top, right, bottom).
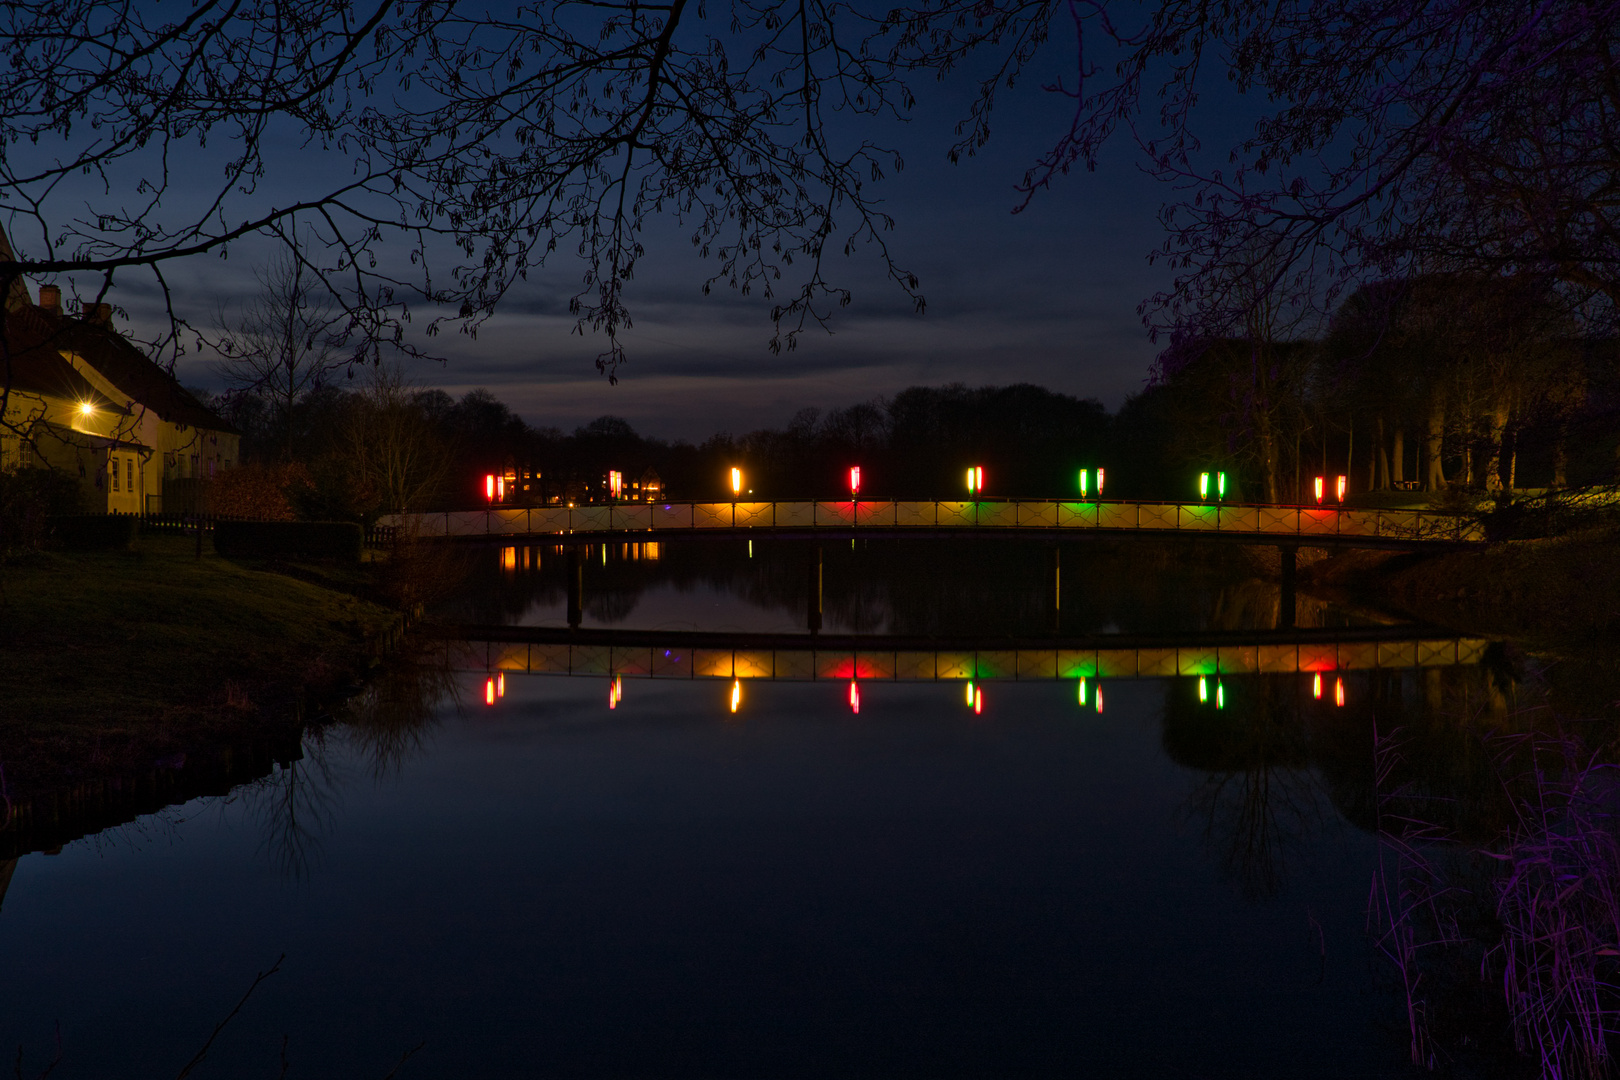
<box><xmin>1376</xmin><ymin>417</ymin><xmax>1390</xmax><ymax>490</ymax></box>
<box><xmin>1426</xmin><ymin>396</ymin><xmax>1446</xmax><ymax>490</ymax></box>
<box><xmin>1484</xmin><ymin>400</ymin><xmax>1508</xmax><ymax>491</ymax></box>
<box><xmin>1391</xmin><ymin>428</ymin><xmax>1405</xmax><ymax>485</ymax></box>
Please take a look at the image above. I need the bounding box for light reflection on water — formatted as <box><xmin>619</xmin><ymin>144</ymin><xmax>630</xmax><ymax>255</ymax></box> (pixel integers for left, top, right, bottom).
<box><xmin>0</xmin><ymin>539</ymin><xmax>1568</xmax><ymax>1077</ymax></box>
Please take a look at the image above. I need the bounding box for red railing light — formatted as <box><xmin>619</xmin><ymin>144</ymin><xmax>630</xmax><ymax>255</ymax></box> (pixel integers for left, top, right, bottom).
<box><xmin>485</xmin><ymin>474</ymin><xmax>496</xmax><ymax>501</ymax></box>
<box><xmin>1313</xmin><ymin>476</ymin><xmax>1325</xmax><ymax>504</ymax></box>
<box><xmin>849</xmin><ymin>466</ymin><xmax>861</xmax><ymax>496</ymax></box>
<box><xmin>1336</xmin><ymin>475</ymin><xmax>1348</xmax><ymax>502</ymax></box>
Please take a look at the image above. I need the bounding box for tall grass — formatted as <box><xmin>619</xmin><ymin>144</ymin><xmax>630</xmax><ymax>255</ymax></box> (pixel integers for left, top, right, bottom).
<box><xmin>1485</xmin><ymin>731</ymin><xmax>1620</xmax><ymax>1079</ymax></box>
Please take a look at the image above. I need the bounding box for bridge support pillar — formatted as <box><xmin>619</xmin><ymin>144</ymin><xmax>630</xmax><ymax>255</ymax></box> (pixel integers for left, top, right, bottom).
<box><xmin>567</xmin><ymin>546</ymin><xmax>584</xmax><ymax>629</ymax></box>
<box><xmin>1279</xmin><ymin>544</ymin><xmax>1297</xmax><ymax>629</ymax></box>
<box><xmin>1048</xmin><ymin>544</ymin><xmax>1061</xmax><ymax>634</ymax></box>
<box><xmin>808</xmin><ymin>546</ymin><xmax>823</xmax><ymax>634</ymax></box>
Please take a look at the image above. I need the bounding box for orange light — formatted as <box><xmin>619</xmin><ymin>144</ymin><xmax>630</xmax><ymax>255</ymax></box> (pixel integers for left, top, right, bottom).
<box><xmin>729</xmin><ymin>679</ymin><xmax>742</xmax><ymax>713</ymax></box>
<box><xmin>78</xmin><ymin>401</ymin><xmax>95</xmax><ymax>417</ymax></box>
<box><xmin>730</xmin><ymin>468</ymin><xmax>742</xmax><ymax>497</ymax></box>
<box><xmin>1336</xmin><ymin>475</ymin><xmax>1347</xmax><ymax>502</ymax></box>
<box><xmin>497</xmin><ymin>475</ymin><xmax>506</xmax><ymax>501</ymax></box>
<box><xmin>1335</xmin><ymin>678</ymin><xmax>1346</xmax><ymax>707</ymax></box>
<box><xmin>1312</xmin><ymin>673</ymin><xmax>1323</xmax><ymax>699</ymax></box>
<box><xmin>1313</xmin><ymin>476</ymin><xmax>1324</xmax><ymax>504</ymax></box>
<box><xmin>485</xmin><ymin>474</ymin><xmax>496</xmax><ymax>501</ymax></box>
<box><xmin>497</xmin><ymin>672</ymin><xmax>506</xmax><ymax>698</ymax></box>
<box><xmin>609</xmin><ymin>676</ymin><xmax>622</xmax><ymax>709</ymax></box>
<box><xmin>502</xmin><ymin>546</ymin><xmax>516</xmax><ymax>571</ymax></box>
<box><xmin>484</xmin><ymin>677</ymin><xmax>496</xmax><ymax>706</ymax></box>
<box><xmin>848</xmin><ymin>681</ymin><xmax>860</xmax><ymax>714</ymax></box>
<box><xmin>849</xmin><ymin>466</ymin><xmax>861</xmax><ymax>496</ymax></box>
<box><xmin>973</xmin><ymin>686</ymin><xmax>983</xmax><ymax>715</ymax></box>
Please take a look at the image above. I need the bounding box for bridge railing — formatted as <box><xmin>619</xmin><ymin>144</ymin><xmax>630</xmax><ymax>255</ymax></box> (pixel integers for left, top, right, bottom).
<box><xmin>382</xmin><ymin>499</ymin><xmax>1485</xmax><ymax>543</ymax></box>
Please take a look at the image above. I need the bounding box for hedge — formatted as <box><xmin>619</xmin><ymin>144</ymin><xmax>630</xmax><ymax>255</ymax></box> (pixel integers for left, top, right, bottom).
<box><xmin>213</xmin><ymin>520</ymin><xmax>363</xmax><ymax>561</ymax></box>
<box><xmin>50</xmin><ymin>514</ymin><xmax>141</xmax><ymax>551</ymax></box>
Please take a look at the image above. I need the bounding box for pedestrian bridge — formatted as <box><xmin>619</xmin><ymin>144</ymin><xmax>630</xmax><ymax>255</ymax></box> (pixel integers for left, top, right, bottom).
<box><xmin>386</xmin><ymin>499</ymin><xmax>1483</xmax><ymax>548</ymax></box>
<box><xmin>444</xmin><ymin>625</ymin><xmax>1490</xmax><ymax>683</ymax></box>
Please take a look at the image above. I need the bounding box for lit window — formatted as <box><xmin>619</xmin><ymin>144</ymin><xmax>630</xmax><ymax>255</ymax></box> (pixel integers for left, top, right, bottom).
<box><xmin>110</xmin><ymin>457</ymin><xmax>120</xmax><ymax>492</ymax></box>
<box><xmin>126</xmin><ymin>459</ymin><xmax>134</xmax><ymax>491</ymax></box>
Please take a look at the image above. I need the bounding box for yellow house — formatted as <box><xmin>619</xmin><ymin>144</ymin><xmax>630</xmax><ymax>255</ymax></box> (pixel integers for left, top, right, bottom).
<box><xmin>2</xmin><ymin>279</ymin><xmax>239</xmax><ymax>513</ymax></box>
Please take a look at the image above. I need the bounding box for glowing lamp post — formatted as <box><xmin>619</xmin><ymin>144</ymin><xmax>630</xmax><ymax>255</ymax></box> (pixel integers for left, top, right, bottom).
<box><xmin>966</xmin><ymin>466</ymin><xmax>983</xmax><ymax>495</ymax></box>
<box><xmin>730</xmin><ymin>467</ymin><xmax>743</xmax><ymax>498</ymax></box>
<box><xmin>1336</xmin><ymin>475</ymin><xmax>1348</xmax><ymax>502</ymax></box>
<box><xmin>609</xmin><ymin>470</ymin><xmax>623</xmax><ymax>500</ymax></box>
<box><xmin>484</xmin><ymin>473</ymin><xmax>497</xmax><ymax>502</ymax></box>
<box><xmin>1313</xmin><ymin>476</ymin><xmax>1325</xmax><ymax>504</ymax></box>
<box><xmin>1198</xmin><ymin>471</ymin><xmax>1228</xmax><ymax>501</ymax></box>
<box><xmin>1079</xmin><ymin>468</ymin><xmax>1104</xmax><ymax>498</ymax></box>
<box><xmin>849</xmin><ymin>466</ymin><xmax>861</xmax><ymax>497</ymax></box>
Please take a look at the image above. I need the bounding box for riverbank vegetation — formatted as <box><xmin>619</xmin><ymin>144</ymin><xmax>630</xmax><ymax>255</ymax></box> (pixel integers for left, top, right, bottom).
<box><xmin>0</xmin><ymin>534</ymin><xmax>401</xmax><ymax>803</ymax></box>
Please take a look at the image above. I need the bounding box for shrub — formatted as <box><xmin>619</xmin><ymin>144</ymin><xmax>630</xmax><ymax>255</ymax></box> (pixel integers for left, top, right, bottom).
<box><xmin>50</xmin><ymin>514</ymin><xmax>141</xmax><ymax>551</ymax></box>
<box><xmin>0</xmin><ymin>468</ymin><xmax>85</xmax><ymax>556</ymax></box>
<box><xmin>213</xmin><ymin>519</ymin><xmax>363</xmax><ymax>561</ymax></box>
<box><xmin>209</xmin><ymin>461</ymin><xmax>312</xmax><ymax>521</ymax></box>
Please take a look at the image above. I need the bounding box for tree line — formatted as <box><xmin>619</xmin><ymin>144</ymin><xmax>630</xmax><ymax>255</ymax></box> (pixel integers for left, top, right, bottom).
<box><xmin>212</xmin><ymin>271</ymin><xmax>1620</xmax><ymax>517</ymax></box>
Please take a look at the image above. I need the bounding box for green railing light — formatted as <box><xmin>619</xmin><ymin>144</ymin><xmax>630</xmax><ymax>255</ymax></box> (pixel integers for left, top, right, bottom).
<box><xmin>1198</xmin><ymin>676</ymin><xmax>1208</xmax><ymax>703</ymax></box>
<box><xmin>1217</xmin><ymin>472</ymin><xmax>1227</xmax><ymax>500</ymax></box>
<box><xmin>1199</xmin><ymin>472</ymin><xmax>1210</xmax><ymax>499</ymax></box>
<box><xmin>1077</xmin><ymin>677</ymin><xmax>1088</xmax><ymax>706</ymax></box>
<box><xmin>1078</xmin><ymin>470</ymin><xmax>1088</xmax><ymax>497</ymax></box>
<box><xmin>1216</xmin><ymin>681</ymin><xmax>1225</xmax><ymax>710</ymax></box>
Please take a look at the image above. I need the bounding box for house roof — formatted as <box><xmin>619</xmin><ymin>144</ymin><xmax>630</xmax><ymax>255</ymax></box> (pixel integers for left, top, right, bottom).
<box><xmin>3</xmin><ymin>301</ymin><xmax>237</xmax><ymax>435</ymax></box>
<box><xmin>2</xmin><ymin>304</ymin><xmax>126</xmax><ymax>413</ymax></box>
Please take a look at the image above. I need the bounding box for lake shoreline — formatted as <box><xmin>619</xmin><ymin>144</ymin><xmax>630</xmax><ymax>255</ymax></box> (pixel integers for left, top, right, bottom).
<box><xmin>0</xmin><ymin>535</ymin><xmax>404</xmax><ymax>812</ymax></box>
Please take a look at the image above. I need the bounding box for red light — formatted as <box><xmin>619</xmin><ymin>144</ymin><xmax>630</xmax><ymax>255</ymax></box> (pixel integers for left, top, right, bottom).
<box><xmin>849</xmin><ymin>681</ymin><xmax>860</xmax><ymax>714</ymax></box>
<box><xmin>1336</xmin><ymin>475</ymin><xmax>1347</xmax><ymax>502</ymax></box>
<box><xmin>1313</xmin><ymin>476</ymin><xmax>1324</xmax><ymax>504</ymax></box>
<box><xmin>973</xmin><ymin>686</ymin><xmax>983</xmax><ymax>715</ymax></box>
<box><xmin>497</xmin><ymin>475</ymin><xmax>506</xmax><ymax>501</ymax></box>
<box><xmin>484</xmin><ymin>677</ymin><xmax>496</xmax><ymax>706</ymax></box>
<box><xmin>1334</xmin><ymin>678</ymin><xmax>1346</xmax><ymax>707</ymax></box>
<box><xmin>485</xmin><ymin>474</ymin><xmax>496</xmax><ymax>501</ymax></box>
<box><xmin>849</xmin><ymin>466</ymin><xmax>861</xmax><ymax>496</ymax></box>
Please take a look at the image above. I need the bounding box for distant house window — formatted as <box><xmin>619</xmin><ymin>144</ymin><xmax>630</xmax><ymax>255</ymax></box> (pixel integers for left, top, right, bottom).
<box><xmin>110</xmin><ymin>456</ymin><xmax>120</xmax><ymax>492</ymax></box>
<box><xmin>126</xmin><ymin>458</ymin><xmax>135</xmax><ymax>492</ymax></box>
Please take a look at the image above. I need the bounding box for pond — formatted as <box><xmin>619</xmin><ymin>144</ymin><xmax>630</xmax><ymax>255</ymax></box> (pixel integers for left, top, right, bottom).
<box><xmin>0</xmin><ymin>538</ymin><xmax>1563</xmax><ymax>1078</ymax></box>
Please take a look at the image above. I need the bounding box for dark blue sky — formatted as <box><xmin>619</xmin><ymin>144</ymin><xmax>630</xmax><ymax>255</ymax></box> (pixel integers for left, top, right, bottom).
<box><xmin>67</xmin><ymin>26</ymin><xmax>1182</xmax><ymax>441</ymax></box>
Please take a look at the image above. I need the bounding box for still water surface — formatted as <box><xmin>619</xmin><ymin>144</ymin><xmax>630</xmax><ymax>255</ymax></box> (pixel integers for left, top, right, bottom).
<box><xmin>0</xmin><ymin>539</ymin><xmax>1459</xmax><ymax>1077</ymax></box>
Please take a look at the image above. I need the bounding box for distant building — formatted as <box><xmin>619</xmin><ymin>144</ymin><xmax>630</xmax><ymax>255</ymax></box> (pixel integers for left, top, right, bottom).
<box><xmin>2</xmin><ymin>258</ymin><xmax>240</xmax><ymax>513</ymax></box>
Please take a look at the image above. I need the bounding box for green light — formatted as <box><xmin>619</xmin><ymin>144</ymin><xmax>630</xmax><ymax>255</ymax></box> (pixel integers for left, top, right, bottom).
<box><xmin>1078</xmin><ymin>469</ymin><xmax>1088</xmax><ymax>497</ymax></box>
<box><xmin>1217</xmin><ymin>472</ymin><xmax>1227</xmax><ymax>500</ymax></box>
<box><xmin>1199</xmin><ymin>472</ymin><xmax>1210</xmax><ymax>499</ymax></box>
<box><xmin>1198</xmin><ymin>676</ymin><xmax>1208</xmax><ymax>703</ymax></box>
<box><xmin>1078</xmin><ymin>677</ymin><xmax>1088</xmax><ymax>706</ymax></box>
<box><xmin>1216</xmin><ymin>682</ymin><xmax>1225</xmax><ymax>710</ymax></box>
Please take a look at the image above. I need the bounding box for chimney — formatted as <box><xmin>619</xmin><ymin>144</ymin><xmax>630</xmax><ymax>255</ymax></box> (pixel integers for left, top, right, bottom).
<box><xmin>78</xmin><ymin>300</ymin><xmax>112</xmax><ymax>326</ymax></box>
<box><xmin>38</xmin><ymin>284</ymin><xmax>61</xmax><ymax>316</ymax></box>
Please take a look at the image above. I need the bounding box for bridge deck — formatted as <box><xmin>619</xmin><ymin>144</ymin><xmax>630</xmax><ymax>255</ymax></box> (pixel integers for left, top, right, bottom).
<box><xmin>387</xmin><ymin>499</ymin><xmax>1482</xmax><ymax>547</ymax></box>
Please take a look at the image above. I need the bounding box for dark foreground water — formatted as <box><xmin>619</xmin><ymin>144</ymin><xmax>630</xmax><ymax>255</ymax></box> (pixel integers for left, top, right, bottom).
<box><xmin>0</xmin><ymin>539</ymin><xmax>1508</xmax><ymax>1078</ymax></box>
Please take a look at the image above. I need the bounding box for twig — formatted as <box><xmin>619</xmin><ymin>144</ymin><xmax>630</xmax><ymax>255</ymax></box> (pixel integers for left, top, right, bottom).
<box><xmin>377</xmin><ymin>1041</ymin><xmax>424</xmax><ymax>1080</ymax></box>
<box><xmin>173</xmin><ymin>955</ymin><xmax>284</xmax><ymax>1080</ymax></box>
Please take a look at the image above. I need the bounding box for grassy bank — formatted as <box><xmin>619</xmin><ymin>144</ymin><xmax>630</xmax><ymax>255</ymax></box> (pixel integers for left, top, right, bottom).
<box><xmin>1312</xmin><ymin>526</ymin><xmax>1620</xmax><ymax>647</ymax></box>
<box><xmin>0</xmin><ymin>535</ymin><xmax>400</xmax><ymax>801</ymax></box>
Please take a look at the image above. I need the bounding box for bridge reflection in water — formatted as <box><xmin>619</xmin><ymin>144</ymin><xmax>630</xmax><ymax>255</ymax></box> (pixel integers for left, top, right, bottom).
<box><xmin>450</xmin><ymin>628</ymin><xmax>1489</xmax><ymax>687</ymax></box>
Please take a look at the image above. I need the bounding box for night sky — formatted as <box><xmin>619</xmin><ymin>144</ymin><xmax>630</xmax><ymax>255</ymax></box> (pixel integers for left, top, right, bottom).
<box><xmin>134</xmin><ymin>49</ymin><xmax>1175</xmax><ymax>441</ymax></box>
